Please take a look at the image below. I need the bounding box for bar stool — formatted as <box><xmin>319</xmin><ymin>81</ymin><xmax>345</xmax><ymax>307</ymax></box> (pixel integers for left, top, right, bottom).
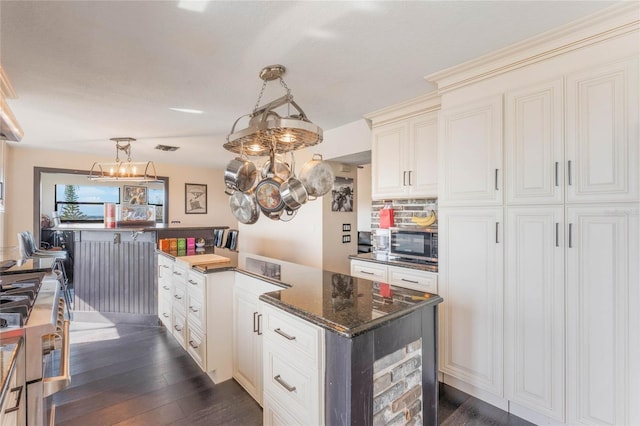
<box><xmin>18</xmin><ymin>231</ymin><xmax>73</xmax><ymax>318</ymax></box>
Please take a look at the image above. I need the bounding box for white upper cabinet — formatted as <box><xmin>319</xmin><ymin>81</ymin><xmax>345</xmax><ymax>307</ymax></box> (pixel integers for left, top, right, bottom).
<box><xmin>505</xmin><ymin>79</ymin><xmax>564</xmax><ymax>205</ymax></box>
<box><xmin>366</xmin><ymin>93</ymin><xmax>440</xmax><ymax>200</ymax></box>
<box><xmin>439</xmin><ymin>95</ymin><xmax>503</xmax><ymax>206</ymax></box>
<box><xmin>565</xmin><ymin>57</ymin><xmax>639</xmax><ymax>203</ymax></box>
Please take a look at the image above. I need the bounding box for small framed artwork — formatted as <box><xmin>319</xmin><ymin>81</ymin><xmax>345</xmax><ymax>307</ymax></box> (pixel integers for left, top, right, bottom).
<box><xmin>331</xmin><ymin>177</ymin><xmax>354</xmax><ymax>212</ymax></box>
<box><xmin>123</xmin><ymin>185</ymin><xmax>148</xmax><ymax>205</ymax></box>
<box><xmin>185</xmin><ymin>183</ymin><xmax>207</xmax><ymax>214</ymax></box>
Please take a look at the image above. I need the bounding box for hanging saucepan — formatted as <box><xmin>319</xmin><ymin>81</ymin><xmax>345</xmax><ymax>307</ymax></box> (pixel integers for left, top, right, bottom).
<box><xmin>298</xmin><ymin>154</ymin><xmax>335</xmax><ymax>199</ymax></box>
<box><xmin>279</xmin><ymin>152</ymin><xmax>308</xmax><ymax>211</ymax></box>
<box><xmin>224</xmin><ymin>156</ymin><xmax>257</xmax><ymax>195</ymax></box>
<box><xmin>229</xmin><ymin>190</ymin><xmax>259</xmax><ymax>224</ymax></box>
<box><xmin>260</xmin><ymin>154</ymin><xmax>291</xmax><ymax>182</ymax></box>
<box><xmin>255</xmin><ymin>150</ymin><xmax>285</xmax><ymax>220</ymax></box>
<box><xmin>279</xmin><ymin>207</ymin><xmax>298</xmax><ymax>222</ymax></box>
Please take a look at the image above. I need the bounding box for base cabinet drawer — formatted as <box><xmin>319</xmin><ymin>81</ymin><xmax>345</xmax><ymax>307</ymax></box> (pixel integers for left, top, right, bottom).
<box><xmin>261</xmin><ymin>304</ymin><xmax>322</xmax><ymax>365</ymax></box>
<box><xmin>263</xmin><ymin>394</ymin><xmax>304</xmax><ymax>426</ymax></box>
<box><xmin>387</xmin><ymin>266</ymin><xmax>438</xmax><ymax>293</ymax></box>
<box><xmin>159</xmin><ymin>296</ymin><xmax>172</xmax><ymax>329</ymax></box>
<box><xmin>350</xmin><ymin>259</ymin><xmax>387</xmax><ymax>281</ymax></box>
<box><xmin>263</xmin><ymin>341</ymin><xmax>321</xmax><ymax>422</ymax></box>
<box><xmin>172</xmin><ymin>311</ymin><xmax>187</xmax><ymax>349</ymax></box>
<box><xmin>186</xmin><ymin>324</ymin><xmax>206</xmax><ymax>370</ymax></box>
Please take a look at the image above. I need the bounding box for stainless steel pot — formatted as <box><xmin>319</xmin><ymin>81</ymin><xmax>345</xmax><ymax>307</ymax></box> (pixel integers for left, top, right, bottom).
<box><xmin>260</xmin><ymin>156</ymin><xmax>291</xmax><ymax>181</ymax></box>
<box><xmin>255</xmin><ymin>151</ymin><xmax>285</xmax><ymax>217</ymax></box>
<box><xmin>279</xmin><ymin>152</ymin><xmax>307</xmax><ymax>210</ymax></box>
<box><xmin>298</xmin><ymin>153</ymin><xmax>335</xmax><ymax>198</ymax></box>
<box><xmin>229</xmin><ymin>190</ymin><xmax>259</xmax><ymax>224</ymax></box>
<box><xmin>224</xmin><ymin>156</ymin><xmax>257</xmax><ymax>195</ymax></box>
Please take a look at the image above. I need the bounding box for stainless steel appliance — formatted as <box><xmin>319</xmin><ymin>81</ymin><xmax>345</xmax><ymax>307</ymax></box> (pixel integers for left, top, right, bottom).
<box><xmin>389</xmin><ymin>227</ymin><xmax>438</xmax><ymax>263</ymax></box>
<box><xmin>0</xmin><ymin>271</ymin><xmax>70</xmax><ymax>425</ymax></box>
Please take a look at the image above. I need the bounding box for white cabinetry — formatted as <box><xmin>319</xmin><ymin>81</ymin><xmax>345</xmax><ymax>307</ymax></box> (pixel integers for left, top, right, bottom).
<box><xmin>504</xmin><ymin>206</ymin><xmax>565</xmax><ymax>421</ymax></box>
<box><xmin>439</xmin><ymin>95</ymin><xmax>503</xmax><ymax>206</ymax></box>
<box><xmin>505</xmin><ymin>79</ymin><xmax>564</xmax><ymax>205</ymax></box>
<box><xmin>156</xmin><ymin>253</ymin><xmax>234</xmax><ymax>383</ymax></box>
<box><xmin>566</xmin><ymin>205</ymin><xmax>639</xmax><ymax>426</ymax></box>
<box><xmin>350</xmin><ymin>259</ymin><xmax>387</xmax><ymax>282</ymax></box>
<box><xmin>366</xmin><ymin>94</ymin><xmax>440</xmax><ymax>200</ymax></box>
<box><xmin>438</xmin><ymin>207</ymin><xmax>503</xmax><ymax>397</ymax></box>
<box><xmin>350</xmin><ymin>259</ymin><xmax>437</xmax><ymax>293</ymax></box>
<box><xmin>232</xmin><ymin>273</ymin><xmax>281</xmax><ymax>405</ymax></box>
<box><xmin>565</xmin><ymin>58</ymin><xmax>639</xmax><ymax>203</ymax></box>
<box><xmin>261</xmin><ymin>302</ymin><xmax>324</xmax><ymax>425</ymax></box>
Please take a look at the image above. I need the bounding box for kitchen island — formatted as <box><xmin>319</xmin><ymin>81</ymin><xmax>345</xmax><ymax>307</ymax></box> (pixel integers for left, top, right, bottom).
<box><xmin>158</xmin><ymin>250</ymin><xmax>442</xmax><ymax>425</ymax></box>
<box><xmin>56</xmin><ymin>224</ymin><xmax>228</xmax><ymax>324</ymax></box>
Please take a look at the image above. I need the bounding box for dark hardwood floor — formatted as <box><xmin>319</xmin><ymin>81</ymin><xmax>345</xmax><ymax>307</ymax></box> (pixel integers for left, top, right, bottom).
<box><xmin>54</xmin><ymin>322</ymin><xmax>533</xmax><ymax>425</ymax></box>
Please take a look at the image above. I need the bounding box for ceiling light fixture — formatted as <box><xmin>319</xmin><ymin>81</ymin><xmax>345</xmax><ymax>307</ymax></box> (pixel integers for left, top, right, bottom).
<box><xmin>89</xmin><ymin>137</ymin><xmax>158</xmax><ymax>182</ymax></box>
<box><xmin>223</xmin><ymin>64</ymin><xmax>323</xmax><ymax>157</ymax></box>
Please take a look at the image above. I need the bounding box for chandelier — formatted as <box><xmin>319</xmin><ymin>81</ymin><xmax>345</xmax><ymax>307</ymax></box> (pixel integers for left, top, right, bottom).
<box><xmin>89</xmin><ymin>137</ymin><xmax>158</xmax><ymax>182</ymax></box>
<box><xmin>223</xmin><ymin>65</ymin><xmax>333</xmax><ymax>224</ymax></box>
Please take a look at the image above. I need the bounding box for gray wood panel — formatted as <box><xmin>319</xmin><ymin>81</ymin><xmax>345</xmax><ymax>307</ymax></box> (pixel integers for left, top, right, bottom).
<box><xmin>74</xmin><ymin>240</ymin><xmax>157</xmax><ymax>315</ymax></box>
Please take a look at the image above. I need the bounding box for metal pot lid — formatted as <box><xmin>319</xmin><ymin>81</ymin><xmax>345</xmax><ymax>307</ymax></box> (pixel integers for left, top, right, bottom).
<box><xmin>224</xmin><ymin>157</ymin><xmax>258</xmax><ymax>193</ymax></box>
<box><xmin>229</xmin><ymin>191</ymin><xmax>259</xmax><ymax>224</ymax></box>
<box><xmin>299</xmin><ymin>156</ymin><xmax>335</xmax><ymax>197</ymax></box>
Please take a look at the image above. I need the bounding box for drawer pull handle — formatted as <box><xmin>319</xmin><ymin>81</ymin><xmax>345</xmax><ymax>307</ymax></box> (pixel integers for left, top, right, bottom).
<box><xmin>161</xmin><ymin>265</ymin><xmax>170</xmax><ymax>269</ymax></box>
<box><xmin>401</xmin><ymin>278</ymin><xmax>419</xmax><ymax>284</ymax></box>
<box><xmin>188</xmin><ymin>280</ymin><xmax>198</xmax><ymax>285</ymax></box>
<box><xmin>189</xmin><ymin>306</ymin><xmax>199</xmax><ymax>313</ymax></box>
<box><xmin>174</xmin><ymin>294</ymin><xmax>183</xmax><ymax>300</ymax></box>
<box><xmin>274</xmin><ymin>375</ymin><xmax>296</xmax><ymax>392</ymax></box>
<box><xmin>359</xmin><ymin>270</ymin><xmax>374</xmax><ymax>275</ymax></box>
<box><xmin>174</xmin><ymin>324</ymin><xmax>183</xmax><ymax>332</ymax></box>
<box><xmin>274</xmin><ymin>328</ymin><xmax>296</xmax><ymax>341</ymax></box>
<box><xmin>189</xmin><ymin>340</ymin><xmax>199</xmax><ymax>349</ymax></box>
<box><xmin>162</xmin><ymin>285</ymin><xmax>170</xmax><ymax>290</ymax></box>
<box><xmin>173</xmin><ymin>271</ymin><xmax>182</xmax><ymax>276</ymax></box>
<box><xmin>162</xmin><ymin>313</ymin><xmax>169</xmax><ymax>318</ymax></box>
<box><xmin>5</xmin><ymin>386</ymin><xmax>23</xmax><ymax>414</ymax></box>
<box><xmin>253</xmin><ymin>312</ymin><xmax>258</xmax><ymax>333</ymax></box>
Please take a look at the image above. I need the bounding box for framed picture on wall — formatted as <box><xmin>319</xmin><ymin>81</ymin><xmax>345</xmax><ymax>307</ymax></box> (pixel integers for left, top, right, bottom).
<box><xmin>185</xmin><ymin>183</ymin><xmax>207</xmax><ymax>214</ymax></box>
<box><xmin>331</xmin><ymin>177</ymin><xmax>354</xmax><ymax>212</ymax></box>
<box><xmin>123</xmin><ymin>185</ymin><xmax>148</xmax><ymax>205</ymax></box>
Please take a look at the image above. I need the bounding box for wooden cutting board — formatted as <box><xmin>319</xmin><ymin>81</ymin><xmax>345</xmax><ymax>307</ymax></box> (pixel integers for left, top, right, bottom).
<box><xmin>176</xmin><ymin>254</ymin><xmax>231</xmax><ymax>267</ymax></box>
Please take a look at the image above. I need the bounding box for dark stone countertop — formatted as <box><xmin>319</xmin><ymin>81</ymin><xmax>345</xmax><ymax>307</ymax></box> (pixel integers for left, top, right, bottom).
<box><xmin>50</xmin><ymin>224</ymin><xmax>229</xmax><ymax>232</ymax></box>
<box><xmin>349</xmin><ymin>252</ymin><xmax>438</xmax><ymax>273</ymax></box>
<box><xmin>0</xmin><ymin>257</ymin><xmax>57</xmax><ymax>276</ymax></box>
<box><xmin>259</xmin><ymin>270</ymin><xmax>442</xmax><ymax>338</ymax></box>
<box><xmin>156</xmin><ymin>250</ymin><xmax>442</xmax><ymax>338</ymax></box>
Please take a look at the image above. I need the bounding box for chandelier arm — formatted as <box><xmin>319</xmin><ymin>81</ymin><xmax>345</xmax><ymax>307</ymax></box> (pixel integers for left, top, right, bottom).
<box><xmin>227</xmin><ymin>113</ymin><xmax>252</xmax><ymax>140</ymax></box>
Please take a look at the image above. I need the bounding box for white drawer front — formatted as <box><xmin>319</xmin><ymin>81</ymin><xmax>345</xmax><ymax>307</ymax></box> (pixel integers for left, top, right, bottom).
<box><xmin>263</xmin><ymin>394</ymin><xmax>305</xmax><ymax>426</ymax></box>
<box><xmin>171</xmin><ymin>264</ymin><xmax>188</xmax><ymax>285</ymax></box>
<box><xmin>262</xmin><ymin>304</ymin><xmax>321</xmax><ymax>365</ymax></box>
<box><xmin>186</xmin><ymin>324</ymin><xmax>206</xmax><ymax>371</ymax></box>
<box><xmin>187</xmin><ymin>271</ymin><xmax>206</xmax><ymax>293</ymax></box>
<box><xmin>158</xmin><ymin>256</ymin><xmax>173</xmax><ymax>280</ymax></box>
<box><xmin>187</xmin><ymin>290</ymin><xmax>206</xmax><ymax>329</ymax></box>
<box><xmin>387</xmin><ymin>266</ymin><xmax>438</xmax><ymax>293</ymax></box>
<box><xmin>172</xmin><ymin>310</ymin><xmax>187</xmax><ymax>349</ymax></box>
<box><xmin>159</xmin><ymin>279</ymin><xmax>172</xmax><ymax>299</ymax></box>
<box><xmin>350</xmin><ymin>260</ymin><xmax>387</xmax><ymax>281</ymax></box>
<box><xmin>159</xmin><ymin>296</ymin><xmax>172</xmax><ymax>329</ymax></box>
<box><xmin>263</xmin><ymin>341</ymin><xmax>320</xmax><ymax>421</ymax></box>
<box><xmin>172</xmin><ymin>282</ymin><xmax>187</xmax><ymax>313</ymax></box>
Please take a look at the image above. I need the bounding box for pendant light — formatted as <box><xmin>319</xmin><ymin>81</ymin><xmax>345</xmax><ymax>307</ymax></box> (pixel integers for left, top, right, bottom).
<box><xmin>88</xmin><ymin>137</ymin><xmax>158</xmax><ymax>182</ymax></box>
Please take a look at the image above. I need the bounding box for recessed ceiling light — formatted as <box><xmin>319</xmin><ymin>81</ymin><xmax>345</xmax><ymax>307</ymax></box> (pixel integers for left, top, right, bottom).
<box><xmin>169</xmin><ymin>107</ymin><xmax>204</xmax><ymax>114</ymax></box>
<box><xmin>155</xmin><ymin>144</ymin><xmax>180</xmax><ymax>152</ymax></box>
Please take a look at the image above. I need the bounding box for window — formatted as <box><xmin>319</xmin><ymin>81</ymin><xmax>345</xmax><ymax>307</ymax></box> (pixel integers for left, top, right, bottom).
<box><xmin>55</xmin><ymin>185</ymin><xmax>120</xmax><ymax>222</ymax></box>
<box><xmin>148</xmin><ymin>188</ymin><xmax>165</xmax><ymax>222</ymax></box>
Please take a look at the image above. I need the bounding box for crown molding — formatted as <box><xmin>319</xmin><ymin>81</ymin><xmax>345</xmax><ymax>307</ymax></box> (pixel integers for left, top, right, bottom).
<box><xmin>425</xmin><ymin>3</ymin><xmax>640</xmax><ymax>94</ymax></box>
<box><xmin>0</xmin><ymin>66</ymin><xmax>18</xmax><ymax>99</ymax></box>
<box><xmin>363</xmin><ymin>91</ymin><xmax>440</xmax><ymax>127</ymax></box>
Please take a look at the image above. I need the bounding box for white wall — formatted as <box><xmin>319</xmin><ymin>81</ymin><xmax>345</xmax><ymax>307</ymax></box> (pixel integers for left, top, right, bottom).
<box><xmin>4</xmin><ymin>144</ymin><xmax>238</xmax><ymax>248</ymax></box>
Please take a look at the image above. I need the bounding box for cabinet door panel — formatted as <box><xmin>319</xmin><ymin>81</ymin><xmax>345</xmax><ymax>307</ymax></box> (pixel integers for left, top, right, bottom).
<box><xmin>372</xmin><ymin>122</ymin><xmax>408</xmax><ymax>199</ymax></box>
<box><xmin>566</xmin><ymin>57</ymin><xmax>639</xmax><ymax>202</ymax></box>
<box><xmin>440</xmin><ymin>96</ymin><xmax>503</xmax><ymax>206</ymax></box>
<box><xmin>505</xmin><ymin>79</ymin><xmax>564</xmax><ymax>204</ymax></box>
<box><xmin>233</xmin><ymin>289</ymin><xmax>261</xmax><ymax>402</ymax></box>
<box><xmin>438</xmin><ymin>207</ymin><xmax>503</xmax><ymax>396</ymax></box>
<box><xmin>566</xmin><ymin>205</ymin><xmax>639</xmax><ymax>425</ymax></box>
<box><xmin>409</xmin><ymin>113</ymin><xmax>438</xmax><ymax>197</ymax></box>
<box><xmin>505</xmin><ymin>206</ymin><xmax>564</xmax><ymax>421</ymax></box>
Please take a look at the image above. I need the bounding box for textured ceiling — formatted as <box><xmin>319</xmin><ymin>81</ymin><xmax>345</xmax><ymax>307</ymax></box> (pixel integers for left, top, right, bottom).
<box><xmin>0</xmin><ymin>1</ymin><xmax>618</xmax><ymax>168</ymax></box>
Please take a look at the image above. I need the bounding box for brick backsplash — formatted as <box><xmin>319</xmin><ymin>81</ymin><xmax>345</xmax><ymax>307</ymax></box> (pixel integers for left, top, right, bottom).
<box><xmin>372</xmin><ymin>338</ymin><xmax>423</xmax><ymax>426</ymax></box>
<box><xmin>371</xmin><ymin>199</ymin><xmax>438</xmax><ymax>229</ymax></box>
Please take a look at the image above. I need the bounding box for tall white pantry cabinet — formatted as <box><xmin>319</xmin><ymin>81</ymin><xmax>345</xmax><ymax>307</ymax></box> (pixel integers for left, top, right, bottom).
<box><xmin>429</xmin><ymin>6</ymin><xmax>639</xmax><ymax>426</ymax></box>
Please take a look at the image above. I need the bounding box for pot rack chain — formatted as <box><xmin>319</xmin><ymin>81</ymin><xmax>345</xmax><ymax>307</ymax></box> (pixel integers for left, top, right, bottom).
<box><xmin>252</xmin><ymin>76</ymin><xmax>292</xmax><ymax>115</ymax></box>
<box><xmin>111</xmin><ymin>138</ymin><xmax>134</xmax><ymax>163</ymax></box>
